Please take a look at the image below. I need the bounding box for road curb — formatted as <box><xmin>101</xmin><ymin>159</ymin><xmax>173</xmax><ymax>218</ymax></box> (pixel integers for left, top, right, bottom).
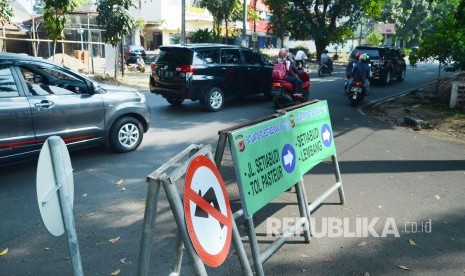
<box><xmin>357</xmin><ymin>81</ymin><xmax>437</xmax><ymax>116</ymax></box>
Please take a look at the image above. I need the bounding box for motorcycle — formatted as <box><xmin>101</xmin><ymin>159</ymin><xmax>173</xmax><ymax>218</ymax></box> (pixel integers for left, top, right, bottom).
<box><xmin>318</xmin><ymin>62</ymin><xmax>333</xmax><ymax>76</ymax></box>
<box><xmin>346</xmin><ymin>80</ymin><xmax>365</xmax><ymax>106</ymax></box>
<box><xmin>271</xmin><ymin>70</ymin><xmax>310</xmax><ymax>109</ymax></box>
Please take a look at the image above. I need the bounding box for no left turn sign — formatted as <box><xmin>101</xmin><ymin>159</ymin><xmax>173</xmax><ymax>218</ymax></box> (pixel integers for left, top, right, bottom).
<box><xmin>184</xmin><ymin>155</ymin><xmax>233</xmax><ymax>267</ymax></box>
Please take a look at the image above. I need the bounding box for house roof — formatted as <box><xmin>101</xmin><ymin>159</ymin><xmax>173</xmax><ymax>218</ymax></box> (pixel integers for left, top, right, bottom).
<box><xmin>0</xmin><ymin>22</ymin><xmax>22</xmax><ymax>31</ymax></box>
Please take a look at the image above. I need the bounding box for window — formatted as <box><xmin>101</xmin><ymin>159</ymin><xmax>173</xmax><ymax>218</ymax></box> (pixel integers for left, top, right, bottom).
<box><xmin>19</xmin><ymin>66</ymin><xmax>81</xmax><ymax>96</ymax></box>
<box><xmin>243</xmin><ymin>50</ymin><xmax>263</xmax><ymax>65</ymax></box>
<box><xmin>0</xmin><ymin>66</ymin><xmax>19</xmax><ymax>98</ymax></box>
<box><xmin>194</xmin><ymin>48</ymin><xmax>220</xmax><ymax>65</ymax></box>
<box><xmin>221</xmin><ymin>49</ymin><xmax>242</xmax><ymax>64</ymax></box>
<box><xmin>157</xmin><ymin>48</ymin><xmax>193</xmax><ymax>65</ymax></box>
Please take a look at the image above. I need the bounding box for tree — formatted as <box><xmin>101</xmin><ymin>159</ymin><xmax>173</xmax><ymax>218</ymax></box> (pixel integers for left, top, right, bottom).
<box><xmin>264</xmin><ymin>0</ymin><xmax>289</xmax><ymax>48</ymax></box>
<box><xmin>365</xmin><ymin>30</ymin><xmax>383</xmax><ymax>46</ymax></box>
<box><xmin>409</xmin><ymin>1</ymin><xmax>465</xmax><ymax>92</ymax></box>
<box><xmin>43</xmin><ymin>0</ymin><xmax>77</xmax><ymax>57</ymax></box>
<box><xmin>198</xmin><ymin>0</ymin><xmax>243</xmax><ymax>43</ymax></box>
<box><xmin>96</xmin><ymin>0</ymin><xmax>135</xmax><ymax>47</ymax></box>
<box><xmin>0</xmin><ymin>0</ymin><xmax>13</xmax><ymax>25</ymax></box>
<box><xmin>380</xmin><ymin>0</ymin><xmax>431</xmax><ymax>48</ymax></box>
<box><xmin>264</xmin><ymin>0</ymin><xmax>384</xmax><ymax>60</ymax></box>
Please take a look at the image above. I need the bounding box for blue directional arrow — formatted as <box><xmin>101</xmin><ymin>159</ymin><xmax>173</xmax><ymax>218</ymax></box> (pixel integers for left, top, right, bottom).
<box><xmin>281</xmin><ymin>144</ymin><xmax>296</xmax><ymax>173</ymax></box>
<box><xmin>321</xmin><ymin>124</ymin><xmax>333</xmax><ymax>148</ymax></box>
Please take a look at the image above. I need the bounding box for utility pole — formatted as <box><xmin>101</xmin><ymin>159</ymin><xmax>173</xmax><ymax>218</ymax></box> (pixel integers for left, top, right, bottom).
<box><xmin>242</xmin><ymin>0</ymin><xmax>247</xmax><ymax>47</ymax></box>
<box><xmin>181</xmin><ymin>0</ymin><xmax>185</xmax><ymax>44</ymax></box>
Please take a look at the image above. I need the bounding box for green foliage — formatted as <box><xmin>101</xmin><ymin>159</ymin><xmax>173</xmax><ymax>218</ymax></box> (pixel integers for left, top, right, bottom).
<box><xmin>365</xmin><ymin>30</ymin><xmax>383</xmax><ymax>46</ymax></box>
<box><xmin>381</xmin><ymin>0</ymin><xmax>432</xmax><ymax>47</ymax></box>
<box><xmin>263</xmin><ymin>0</ymin><xmax>289</xmax><ymax>48</ymax></box>
<box><xmin>134</xmin><ymin>18</ymin><xmax>146</xmax><ymax>34</ymax></box>
<box><xmin>43</xmin><ymin>0</ymin><xmax>77</xmax><ymax>43</ymax></box>
<box><xmin>96</xmin><ymin>0</ymin><xmax>136</xmax><ymax>47</ymax></box>
<box><xmin>409</xmin><ymin>12</ymin><xmax>465</xmax><ymax>70</ymax></box>
<box><xmin>198</xmin><ymin>0</ymin><xmax>243</xmax><ymax>41</ymax></box>
<box><xmin>1</xmin><ymin>0</ymin><xmax>14</xmax><ymax>24</ymax></box>
<box><xmin>294</xmin><ymin>44</ymin><xmax>308</xmax><ymax>51</ymax></box>
<box><xmin>189</xmin><ymin>28</ymin><xmax>215</xmax><ymax>43</ymax></box>
<box><xmin>264</xmin><ymin>0</ymin><xmax>383</xmax><ymax>58</ymax></box>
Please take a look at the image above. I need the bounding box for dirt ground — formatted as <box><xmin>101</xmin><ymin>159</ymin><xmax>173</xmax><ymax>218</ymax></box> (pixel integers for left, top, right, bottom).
<box><xmin>365</xmin><ymin>73</ymin><xmax>465</xmax><ymax>143</ymax></box>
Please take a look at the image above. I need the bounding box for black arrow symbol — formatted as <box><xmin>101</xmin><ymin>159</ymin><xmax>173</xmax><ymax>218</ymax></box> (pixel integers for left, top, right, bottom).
<box><xmin>194</xmin><ymin>187</ymin><xmax>224</xmax><ymax>229</ymax></box>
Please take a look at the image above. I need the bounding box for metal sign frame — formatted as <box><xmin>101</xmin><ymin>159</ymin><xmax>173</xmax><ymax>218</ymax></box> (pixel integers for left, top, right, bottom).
<box><xmin>214</xmin><ymin>100</ymin><xmax>346</xmax><ymax>276</ymax></box>
<box><xmin>137</xmin><ymin>144</ymin><xmax>252</xmax><ymax>276</ymax></box>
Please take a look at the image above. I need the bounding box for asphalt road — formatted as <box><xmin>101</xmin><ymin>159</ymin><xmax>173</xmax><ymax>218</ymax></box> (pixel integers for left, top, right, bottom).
<box><xmin>1</xmin><ymin>62</ymin><xmax>464</xmax><ymax>275</ymax></box>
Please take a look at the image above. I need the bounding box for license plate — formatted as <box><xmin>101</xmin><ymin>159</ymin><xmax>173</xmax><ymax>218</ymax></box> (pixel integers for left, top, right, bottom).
<box><xmin>159</xmin><ymin>70</ymin><xmax>174</xmax><ymax>79</ymax></box>
<box><xmin>352</xmin><ymin>94</ymin><xmax>357</xmax><ymax>99</ymax></box>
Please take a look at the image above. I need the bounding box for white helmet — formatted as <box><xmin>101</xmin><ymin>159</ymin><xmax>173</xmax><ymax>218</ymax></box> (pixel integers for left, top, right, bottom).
<box><xmin>360</xmin><ymin>53</ymin><xmax>370</xmax><ymax>63</ymax></box>
<box><xmin>278</xmin><ymin>48</ymin><xmax>288</xmax><ymax>59</ymax></box>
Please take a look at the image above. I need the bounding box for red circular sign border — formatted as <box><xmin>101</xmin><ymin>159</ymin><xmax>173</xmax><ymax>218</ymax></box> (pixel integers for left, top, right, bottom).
<box><xmin>184</xmin><ymin>155</ymin><xmax>233</xmax><ymax>267</ymax></box>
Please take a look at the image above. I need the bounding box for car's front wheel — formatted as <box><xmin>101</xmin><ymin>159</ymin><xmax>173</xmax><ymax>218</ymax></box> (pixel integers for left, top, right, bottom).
<box><xmin>397</xmin><ymin>68</ymin><xmax>406</xmax><ymax>81</ymax></box>
<box><xmin>383</xmin><ymin>70</ymin><xmax>391</xmax><ymax>85</ymax></box>
<box><xmin>204</xmin><ymin>87</ymin><xmax>224</xmax><ymax>112</ymax></box>
<box><xmin>110</xmin><ymin>116</ymin><xmax>143</xmax><ymax>153</ymax></box>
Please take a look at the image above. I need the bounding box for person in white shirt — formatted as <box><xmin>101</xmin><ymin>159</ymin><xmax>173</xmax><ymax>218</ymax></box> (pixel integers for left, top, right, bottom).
<box><xmin>295</xmin><ymin>49</ymin><xmax>308</xmax><ymax>68</ymax></box>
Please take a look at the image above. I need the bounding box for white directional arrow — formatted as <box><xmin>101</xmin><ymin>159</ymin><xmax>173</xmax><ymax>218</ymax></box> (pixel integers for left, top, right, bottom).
<box><xmin>283</xmin><ymin>150</ymin><xmax>294</xmax><ymax>167</ymax></box>
<box><xmin>322</xmin><ymin>128</ymin><xmax>331</xmax><ymax>143</ymax></box>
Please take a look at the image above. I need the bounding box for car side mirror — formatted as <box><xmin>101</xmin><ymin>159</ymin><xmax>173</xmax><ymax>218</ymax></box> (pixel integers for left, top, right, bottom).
<box><xmin>91</xmin><ymin>82</ymin><xmax>100</xmax><ymax>93</ymax></box>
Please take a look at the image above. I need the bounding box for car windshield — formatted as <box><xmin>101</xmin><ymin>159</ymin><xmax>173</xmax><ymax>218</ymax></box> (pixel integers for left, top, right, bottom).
<box><xmin>156</xmin><ymin>48</ymin><xmax>193</xmax><ymax>65</ymax></box>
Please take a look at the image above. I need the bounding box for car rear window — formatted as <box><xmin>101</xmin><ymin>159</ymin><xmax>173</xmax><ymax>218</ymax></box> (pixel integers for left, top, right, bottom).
<box><xmin>156</xmin><ymin>48</ymin><xmax>193</xmax><ymax>65</ymax></box>
<box><xmin>351</xmin><ymin>48</ymin><xmax>384</xmax><ymax>59</ymax></box>
<box><xmin>130</xmin><ymin>46</ymin><xmax>145</xmax><ymax>51</ymax></box>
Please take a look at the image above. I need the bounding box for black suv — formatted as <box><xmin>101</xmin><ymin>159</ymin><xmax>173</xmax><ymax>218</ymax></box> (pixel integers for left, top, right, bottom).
<box><xmin>124</xmin><ymin>45</ymin><xmax>147</xmax><ymax>64</ymax></box>
<box><xmin>349</xmin><ymin>45</ymin><xmax>406</xmax><ymax>85</ymax></box>
<box><xmin>149</xmin><ymin>44</ymin><xmax>273</xmax><ymax>111</ymax></box>
<box><xmin>0</xmin><ymin>53</ymin><xmax>151</xmax><ymax>166</ymax></box>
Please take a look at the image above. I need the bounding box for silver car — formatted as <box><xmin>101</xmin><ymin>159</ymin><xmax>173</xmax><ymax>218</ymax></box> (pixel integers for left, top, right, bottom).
<box><xmin>0</xmin><ymin>53</ymin><xmax>151</xmax><ymax>166</ymax></box>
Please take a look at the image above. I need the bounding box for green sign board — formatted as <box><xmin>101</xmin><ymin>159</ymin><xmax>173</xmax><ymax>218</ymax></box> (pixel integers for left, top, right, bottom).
<box><xmin>288</xmin><ymin>101</ymin><xmax>336</xmax><ymax>173</ymax></box>
<box><xmin>229</xmin><ymin>101</ymin><xmax>336</xmax><ymax>217</ymax></box>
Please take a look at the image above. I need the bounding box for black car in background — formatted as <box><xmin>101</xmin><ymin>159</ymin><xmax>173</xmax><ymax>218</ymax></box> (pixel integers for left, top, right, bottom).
<box><xmin>349</xmin><ymin>45</ymin><xmax>406</xmax><ymax>85</ymax></box>
<box><xmin>0</xmin><ymin>53</ymin><xmax>151</xmax><ymax>166</ymax></box>
<box><xmin>124</xmin><ymin>45</ymin><xmax>147</xmax><ymax>64</ymax></box>
<box><xmin>149</xmin><ymin>44</ymin><xmax>274</xmax><ymax>111</ymax></box>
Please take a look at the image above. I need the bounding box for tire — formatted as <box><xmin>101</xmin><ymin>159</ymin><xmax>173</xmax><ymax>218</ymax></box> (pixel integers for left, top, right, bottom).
<box><xmin>166</xmin><ymin>97</ymin><xmax>184</xmax><ymax>106</ymax></box>
<box><xmin>397</xmin><ymin>68</ymin><xmax>406</xmax><ymax>81</ymax></box>
<box><xmin>204</xmin><ymin>87</ymin><xmax>224</xmax><ymax>112</ymax></box>
<box><xmin>383</xmin><ymin>70</ymin><xmax>391</xmax><ymax>85</ymax></box>
<box><xmin>109</xmin><ymin>116</ymin><xmax>143</xmax><ymax>153</ymax></box>
<box><xmin>318</xmin><ymin>68</ymin><xmax>323</xmax><ymax>77</ymax></box>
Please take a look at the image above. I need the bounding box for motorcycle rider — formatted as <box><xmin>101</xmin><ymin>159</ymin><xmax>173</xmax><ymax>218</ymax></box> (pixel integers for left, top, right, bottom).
<box><xmin>345</xmin><ymin>51</ymin><xmax>362</xmax><ymax>93</ymax></box>
<box><xmin>320</xmin><ymin>49</ymin><xmax>333</xmax><ymax>72</ymax></box>
<box><xmin>346</xmin><ymin>51</ymin><xmax>362</xmax><ymax>78</ymax></box>
<box><xmin>350</xmin><ymin>53</ymin><xmax>371</xmax><ymax>95</ymax></box>
<box><xmin>278</xmin><ymin>48</ymin><xmax>304</xmax><ymax>99</ymax></box>
<box><xmin>294</xmin><ymin>49</ymin><xmax>308</xmax><ymax>69</ymax></box>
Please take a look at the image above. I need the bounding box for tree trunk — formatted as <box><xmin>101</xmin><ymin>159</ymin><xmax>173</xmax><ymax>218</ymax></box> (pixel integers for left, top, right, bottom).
<box><xmin>315</xmin><ymin>40</ymin><xmax>326</xmax><ymax>62</ymax></box>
